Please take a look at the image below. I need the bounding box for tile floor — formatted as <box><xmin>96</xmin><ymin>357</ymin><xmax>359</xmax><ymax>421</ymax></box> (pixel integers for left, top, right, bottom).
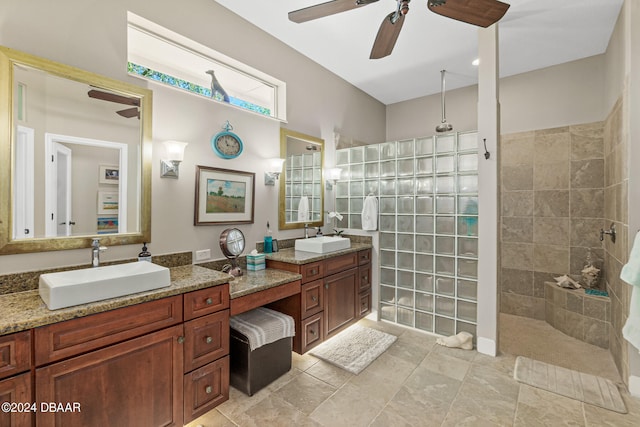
<box><xmin>187</xmin><ymin>314</ymin><xmax>640</xmax><ymax>426</ymax></box>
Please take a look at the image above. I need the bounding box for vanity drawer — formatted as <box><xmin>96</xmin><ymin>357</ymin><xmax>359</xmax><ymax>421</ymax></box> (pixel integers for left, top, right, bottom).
<box><xmin>359</xmin><ymin>290</ymin><xmax>371</xmax><ymax>317</ymax></box>
<box><xmin>301</xmin><ymin>261</ymin><xmax>324</xmax><ymax>283</ymax></box>
<box><xmin>358</xmin><ymin>263</ymin><xmax>372</xmax><ymax>292</ymax></box>
<box><xmin>301</xmin><ymin>279</ymin><xmax>324</xmax><ymax>319</ymax></box>
<box><xmin>0</xmin><ymin>331</ymin><xmax>31</xmax><ymax>380</ymax></box>
<box><xmin>184</xmin><ymin>283</ymin><xmax>230</xmax><ymax>321</ymax></box>
<box><xmin>301</xmin><ymin>312</ymin><xmax>324</xmax><ymax>353</ymax></box>
<box><xmin>183</xmin><ymin>310</ymin><xmax>230</xmax><ymax>373</ymax></box>
<box><xmin>324</xmin><ymin>252</ymin><xmax>358</xmax><ymax>276</ymax></box>
<box><xmin>183</xmin><ymin>356</ymin><xmax>229</xmax><ymax>423</ymax></box>
<box><xmin>358</xmin><ymin>249</ymin><xmax>371</xmax><ymax>265</ymax></box>
<box><xmin>34</xmin><ymin>296</ymin><xmax>182</xmax><ymax>366</ymax></box>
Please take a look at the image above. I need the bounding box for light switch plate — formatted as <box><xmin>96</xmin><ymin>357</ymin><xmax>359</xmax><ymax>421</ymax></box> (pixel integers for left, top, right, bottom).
<box><xmin>195</xmin><ymin>249</ymin><xmax>211</xmax><ymax>261</ymax></box>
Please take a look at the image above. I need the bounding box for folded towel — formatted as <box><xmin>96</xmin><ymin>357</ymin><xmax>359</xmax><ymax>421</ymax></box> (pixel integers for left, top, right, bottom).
<box><xmin>621</xmin><ymin>232</ymin><xmax>640</xmax><ymax>286</ymax></box>
<box><xmin>622</xmin><ymin>232</ymin><xmax>640</xmax><ymax>351</ymax></box>
<box><xmin>230</xmin><ymin>307</ymin><xmax>295</xmax><ymax>351</ymax></box>
<box><xmin>297</xmin><ymin>196</ymin><xmax>309</xmax><ymax>222</ymax></box>
<box><xmin>361</xmin><ymin>195</ymin><xmax>378</xmax><ymax>231</ymax></box>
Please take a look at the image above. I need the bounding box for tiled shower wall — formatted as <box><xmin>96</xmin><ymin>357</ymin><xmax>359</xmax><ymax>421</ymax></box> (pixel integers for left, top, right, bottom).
<box><xmin>500</xmin><ymin>122</ymin><xmax>605</xmax><ymax>320</ymax></box>
<box><xmin>603</xmin><ymin>94</ymin><xmax>630</xmax><ymax>383</ymax></box>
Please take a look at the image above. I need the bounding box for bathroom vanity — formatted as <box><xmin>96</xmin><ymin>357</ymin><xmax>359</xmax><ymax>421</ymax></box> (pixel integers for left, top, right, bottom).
<box><xmin>266</xmin><ymin>245</ymin><xmax>372</xmax><ymax>353</ymax></box>
<box><xmin>0</xmin><ymin>241</ymin><xmax>373</xmax><ymax>426</ymax></box>
<box><xmin>0</xmin><ymin>265</ymin><xmax>231</xmax><ymax>427</ymax></box>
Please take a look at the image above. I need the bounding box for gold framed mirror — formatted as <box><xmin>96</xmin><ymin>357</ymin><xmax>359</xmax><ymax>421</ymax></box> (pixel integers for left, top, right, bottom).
<box><xmin>278</xmin><ymin>128</ymin><xmax>324</xmax><ymax>230</ymax></box>
<box><xmin>0</xmin><ymin>46</ymin><xmax>152</xmax><ymax>254</ymax></box>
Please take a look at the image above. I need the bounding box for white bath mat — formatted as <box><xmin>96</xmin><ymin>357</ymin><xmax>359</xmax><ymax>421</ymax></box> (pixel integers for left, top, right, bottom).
<box><xmin>514</xmin><ymin>356</ymin><xmax>627</xmax><ymax>414</ymax></box>
<box><xmin>310</xmin><ymin>324</ymin><xmax>397</xmax><ymax>374</ymax></box>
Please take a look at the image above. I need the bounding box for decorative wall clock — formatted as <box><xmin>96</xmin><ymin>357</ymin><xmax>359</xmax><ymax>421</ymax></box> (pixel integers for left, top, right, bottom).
<box><xmin>211</xmin><ymin>120</ymin><xmax>243</xmax><ymax>159</ymax></box>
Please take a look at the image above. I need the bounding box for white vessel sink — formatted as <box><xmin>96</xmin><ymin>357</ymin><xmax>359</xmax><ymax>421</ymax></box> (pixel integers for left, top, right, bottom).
<box><xmin>295</xmin><ymin>236</ymin><xmax>351</xmax><ymax>254</ymax></box>
<box><xmin>39</xmin><ymin>262</ymin><xmax>171</xmax><ymax>310</ymax></box>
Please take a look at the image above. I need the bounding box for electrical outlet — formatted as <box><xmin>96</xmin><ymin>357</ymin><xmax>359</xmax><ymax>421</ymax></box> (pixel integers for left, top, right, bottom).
<box><xmin>195</xmin><ymin>249</ymin><xmax>211</xmax><ymax>261</ymax></box>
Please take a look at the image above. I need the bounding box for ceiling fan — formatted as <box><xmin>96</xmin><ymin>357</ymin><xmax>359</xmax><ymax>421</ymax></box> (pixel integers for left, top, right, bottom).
<box><xmin>87</xmin><ymin>89</ymin><xmax>140</xmax><ymax>119</ymax></box>
<box><xmin>289</xmin><ymin>0</ymin><xmax>511</xmax><ymax>59</ymax></box>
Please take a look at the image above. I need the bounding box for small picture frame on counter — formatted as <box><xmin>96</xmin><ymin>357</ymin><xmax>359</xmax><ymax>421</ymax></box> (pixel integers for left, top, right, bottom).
<box><xmin>272</xmin><ymin>239</ymin><xmax>279</xmax><ymax>252</ymax></box>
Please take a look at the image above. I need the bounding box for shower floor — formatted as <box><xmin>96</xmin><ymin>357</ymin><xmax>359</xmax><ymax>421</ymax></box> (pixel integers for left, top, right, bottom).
<box><xmin>499</xmin><ymin>312</ymin><xmax>622</xmax><ymax>384</ymax></box>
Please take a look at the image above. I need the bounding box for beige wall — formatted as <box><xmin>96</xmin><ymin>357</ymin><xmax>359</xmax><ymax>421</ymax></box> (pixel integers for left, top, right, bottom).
<box><xmin>0</xmin><ymin>0</ymin><xmax>385</xmax><ymax>273</ymax></box>
<box><xmin>386</xmin><ymin>55</ymin><xmax>607</xmax><ymax>141</ymax></box>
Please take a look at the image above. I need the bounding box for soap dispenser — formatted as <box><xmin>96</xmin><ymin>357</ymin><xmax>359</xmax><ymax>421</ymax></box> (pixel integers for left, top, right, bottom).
<box><xmin>138</xmin><ymin>243</ymin><xmax>152</xmax><ymax>262</ymax></box>
<box><xmin>264</xmin><ymin>221</ymin><xmax>273</xmax><ymax>253</ymax></box>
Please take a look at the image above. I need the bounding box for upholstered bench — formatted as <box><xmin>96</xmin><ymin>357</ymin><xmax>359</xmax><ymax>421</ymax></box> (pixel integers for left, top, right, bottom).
<box><xmin>229</xmin><ymin>307</ymin><xmax>295</xmax><ymax>396</ymax></box>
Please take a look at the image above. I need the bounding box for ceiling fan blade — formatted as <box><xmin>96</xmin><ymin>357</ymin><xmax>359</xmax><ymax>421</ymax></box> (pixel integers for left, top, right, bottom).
<box><xmin>427</xmin><ymin>0</ymin><xmax>510</xmax><ymax>28</ymax></box>
<box><xmin>88</xmin><ymin>89</ymin><xmax>140</xmax><ymax>107</ymax></box>
<box><xmin>116</xmin><ymin>107</ymin><xmax>140</xmax><ymax>119</ymax></box>
<box><xmin>289</xmin><ymin>0</ymin><xmax>379</xmax><ymax>23</ymax></box>
<box><xmin>370</xmin><ymin>12</ymin><xmax>405</xmax><ymax>59</ymax></box>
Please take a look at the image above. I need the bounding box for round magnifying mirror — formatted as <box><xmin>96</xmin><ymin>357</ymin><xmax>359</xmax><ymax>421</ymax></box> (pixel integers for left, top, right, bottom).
<box><xmin>219</xmin><ymin>228</ymin><xmax>245</xmax><ymax>277</ymax></box>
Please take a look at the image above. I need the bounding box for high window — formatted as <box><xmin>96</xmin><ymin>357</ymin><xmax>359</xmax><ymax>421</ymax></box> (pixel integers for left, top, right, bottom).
<box><xmin>127</xmin><ymin>13</ymin><xmax>286</xmax><ymax>121</ymax></box>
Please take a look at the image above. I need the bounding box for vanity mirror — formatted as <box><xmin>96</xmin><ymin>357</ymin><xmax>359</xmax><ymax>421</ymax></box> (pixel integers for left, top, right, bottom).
<box><xmin>0</xmin><ymin>46</ymin><xmax>152</xmax><ymax>254</ymax></box>
<box><xmin>278</xmin><ymin>128</ymin><xmax>324</xmax><ymax>230</ymax></box>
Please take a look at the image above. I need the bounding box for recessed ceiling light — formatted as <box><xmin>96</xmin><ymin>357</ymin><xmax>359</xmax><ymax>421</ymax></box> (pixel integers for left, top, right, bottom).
<box><xmin>472</xmin><ymin>58</ymin><xmax>480</xmax><ymax>66</ymax></box>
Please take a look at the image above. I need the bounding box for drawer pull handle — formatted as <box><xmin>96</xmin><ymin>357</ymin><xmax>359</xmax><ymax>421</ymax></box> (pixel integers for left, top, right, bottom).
<box><xmin>309</xmin><ymin>329</ymin><xmax>316</xmax><ymax>336</ymax></box>
<box><xmin>325</xmin><ymin>284</ymin><xmax>329</xmax><ymax>289</ymax></box>
<box><xmin>311</xmin><ymin>295</ymin><xmax>317</xmax><ymax>302</ymax></box>
<box><xmin>205</xmin><ymin>297</ymin><xmax>213</xmax><ymax>305</ymax></box>
<box><xmin>177</xmin><ymin>336</ymin><xmax>185</xmax><ymax>344</ymax></box>
<box><xmin>205</xmin><ymin>336</ymin><xmax>213</xmax><ymax>344</ymax></box>
<box><xmin>205</xmin><ymin>386</ymin><xmax>212</xmax><ymax>394</ymax></box>
<box><xmin>310</xmin><ymin>269</ymin><xmax>317</xmax><ymax>275</ymax></box>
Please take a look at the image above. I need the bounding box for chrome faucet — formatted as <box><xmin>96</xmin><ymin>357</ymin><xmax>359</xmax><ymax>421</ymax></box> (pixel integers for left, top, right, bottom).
<box><xmin>91</xmin><ymin>238</ymin><xmax>107</xmax><ymax>267</ymax></box>
<box><xmin>304</xmin><ymin>223</ymin><xmax>310</xmax><ymax>239</ymax></box>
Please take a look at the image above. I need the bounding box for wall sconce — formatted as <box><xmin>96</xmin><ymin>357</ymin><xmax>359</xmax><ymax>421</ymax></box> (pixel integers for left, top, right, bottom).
<box><xmin>264</xmin><ymin>158</ymin><xmax>286</xmax><ymax>186</ymax></box>
<box><xmin>325</xmin><ymin>167</ymin><xmax>342</xmax><ymax>190</ymax></box>
<box><xmin>160</xmin><ymin>141</ymin><xmax>188</xmax><ymax>179</ymax></box>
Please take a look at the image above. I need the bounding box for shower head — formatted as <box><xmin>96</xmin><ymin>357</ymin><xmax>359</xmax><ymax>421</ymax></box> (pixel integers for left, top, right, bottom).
<box><xmin>436</xmin><ymin>122</ymin><xmax>453</xmax><ymax>133</ymax></box>
<box><xmin>435</xmin><ymin>69</ymin><xmax>453</xmax><ymax>133</ymax></box>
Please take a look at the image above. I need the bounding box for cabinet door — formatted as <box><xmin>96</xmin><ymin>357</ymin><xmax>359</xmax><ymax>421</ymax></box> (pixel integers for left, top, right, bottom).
<box><xmin>0</xmin><ymin>331</ymin><xmax>30</xmax><ymax>380</ymax></box>
<box><xmin>324</xmin><ymin>268</ymin><xmax>357</xmax><ymax>338</ymax></box>
<box><xmin>0</xmin><ymin>372</ymin><xmax>31</xmax><ymax>427</ymax></box>
<box><xmin>183</xmin><ymin>356</ymin><xmax>229</xmax><ymax>423</ymax></box>
<box><xmin>36</xmin><ymin>325</ymin><xmax>184</xmax><ymax>427</ymax></box>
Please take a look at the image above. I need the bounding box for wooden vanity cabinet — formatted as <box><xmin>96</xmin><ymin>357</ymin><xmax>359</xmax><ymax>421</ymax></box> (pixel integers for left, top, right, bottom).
<box><xmin>267</xmin><ymin>249</ymin><xmax>370</xmax><ymax>354</ymax></box>
<box><xmin>36</xmin><ymin>325</ymin><xmax>184</xmax><ymax>427</ymax></box>
<box><xmin>30</xmin><ymin>284</ymin><xmax>230</xmax><ymax>427</ymax></box>
<box><xmin>0</xmin><ymin>331</ymin><xmax>32</xmax><ymax>427</ymax></box>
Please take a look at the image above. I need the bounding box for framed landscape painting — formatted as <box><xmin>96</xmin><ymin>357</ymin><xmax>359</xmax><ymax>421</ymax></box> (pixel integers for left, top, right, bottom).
<box><xmin>194</xmin><ymin>165</ymin><xmax>255</xmax><ymax>225</ymax></box>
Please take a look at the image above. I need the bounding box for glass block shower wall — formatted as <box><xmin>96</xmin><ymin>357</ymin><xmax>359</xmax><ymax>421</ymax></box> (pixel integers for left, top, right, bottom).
<box><xmin>335</xmin><ymin>132</ymin><xmax>479</xmax><ymax>336</ymax></box>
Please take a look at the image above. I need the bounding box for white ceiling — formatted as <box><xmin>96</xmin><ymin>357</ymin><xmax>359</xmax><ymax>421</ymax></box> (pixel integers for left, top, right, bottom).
<box><xmin>214</xmin><ymin>0</ymin><xmax>623</xmax><ymax>105</ymax></box>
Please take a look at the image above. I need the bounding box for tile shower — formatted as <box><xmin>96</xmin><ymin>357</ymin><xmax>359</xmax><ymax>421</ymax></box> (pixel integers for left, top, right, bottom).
<box><xmin>335</xmin><ymin>132</ymin><xmax>479</xmax><ymax>337</ymax></box>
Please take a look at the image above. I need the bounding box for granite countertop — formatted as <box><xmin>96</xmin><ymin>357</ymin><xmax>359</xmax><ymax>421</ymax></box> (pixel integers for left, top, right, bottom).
<box><xmin>0</xmin><ymin>265</ymin><xmax>232</xmax><ymax>336</ymax></box>
<box><xmin>0</xmin><ymin>244</ymin><xmax>372</xmax><ymax>337</ymax></box>
<box><xmin>265</xmin><ymin>242</ymin><xmax>372</xmax><ymax>265</ymax></box>
<box><xmin>228</xmin><ymin>269</ymin><xmax>302</xmax><ymax>299</ymax></box>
